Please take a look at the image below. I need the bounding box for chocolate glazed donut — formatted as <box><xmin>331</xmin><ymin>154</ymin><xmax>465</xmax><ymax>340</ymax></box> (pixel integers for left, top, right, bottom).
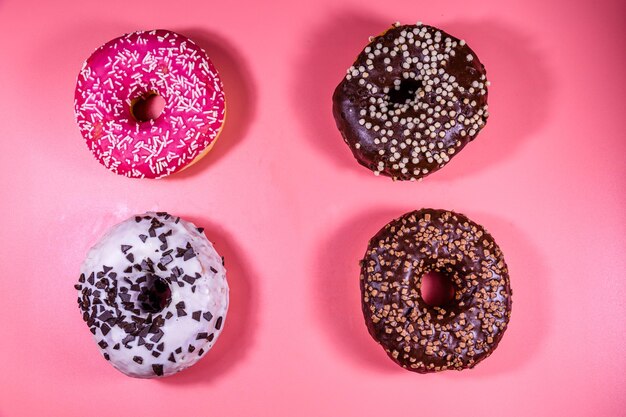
<box><xmin>360</xmin><ymin>209</ymin><xmax>512</xmax><ymax>372</ymax></box>
<box><xmin>333</xmin><ymin>23</ymin><xmax>489</xmax><ymax>180</ymax></box>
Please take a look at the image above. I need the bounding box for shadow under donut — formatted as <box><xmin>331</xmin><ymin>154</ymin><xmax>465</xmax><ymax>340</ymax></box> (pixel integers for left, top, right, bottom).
<box><xmin>292</xmin><ymin>13</ymin><xmax>554</xmax><ymax>181</ymax></box>
<box><xmin>312</xmin><ymin>207</ymin><xmax>413</xmax><ymax>374</ymax></box>
<box><xmin>159</xmin><ymin>215</ymin><xmax>258</xmax><ymax>385</ymax></box>
<box><xmin>314</xmin><ymin>207</ymin><xmax>550</xmax><ymax>376</ymax></box>
<box><xmin>167</xmin><ymin>28</ymin><xmax>257</xmax><ymax>180</ymax></box>
<box><xmin>431</xmin><ymin>19</ymin><xmax>554</xmax><ymax>181</ymax></box>
<box><xmin>291</xmin><ymin>12</ymin><xmax>389</xmax><ymax>173</ymax></box>
<box><xmin>30</xmin><ymin>24</ymin><xmax>256</xmax><ymax>179</ymax></box>
<box><xmin>442</xmin><ymin>211</ymin><xmax>551</xmax><ymax>378</ymax></box>
<box><xmin>28</xmin><ymin>21</ymin><xmax>131</xmax><ymax>167</ymax></box>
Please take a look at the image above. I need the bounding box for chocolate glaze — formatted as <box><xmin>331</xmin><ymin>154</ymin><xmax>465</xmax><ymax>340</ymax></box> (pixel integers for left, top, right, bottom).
<box><xmin>333</xmin><ymin>24</ymin><xmax>489</xmax><ymax>180</ymax></box>
<box><xmin>360</xmin><ymin>209</ymin><xmax>512</xmax><ymax>372</ymax></box>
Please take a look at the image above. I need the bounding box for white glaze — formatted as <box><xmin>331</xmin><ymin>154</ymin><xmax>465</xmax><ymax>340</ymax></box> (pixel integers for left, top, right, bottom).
<box><xmin>77</xmin><ymin>212</ymin><xmax>228</xmax><ymax>378</ymax></box>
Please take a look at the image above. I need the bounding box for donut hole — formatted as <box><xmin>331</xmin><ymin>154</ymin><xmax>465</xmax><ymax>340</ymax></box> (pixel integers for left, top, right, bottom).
<box><xmin>389</xmin><ymin>78</ymin><xmax>423</xmax><ymax>105</ymax></box>
<box><xmin>420</xmin><ymin>271</ymin><xmax>455</xmax><ymax>307</ymax></box>
<box><xmin>137</xmin><ymin>275</ymin><xmax>172</xmax><ymax>314</ymax></box>
<box><xmin>131</xmin><ymin>93</ymin><xmax>166</xmax><ymax>122</ymax></box>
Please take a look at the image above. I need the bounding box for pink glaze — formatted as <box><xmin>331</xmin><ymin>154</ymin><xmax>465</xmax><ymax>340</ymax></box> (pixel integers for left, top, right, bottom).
<box><xmin>74</xmin><ymin>30</ymin><xmax>225</xmax><ymax>179</ymax></box>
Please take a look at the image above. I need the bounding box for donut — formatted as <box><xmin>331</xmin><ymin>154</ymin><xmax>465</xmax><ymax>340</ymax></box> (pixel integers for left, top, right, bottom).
<box><xmin>74</xmin><ymin>30</ymin><xmax>226</xmax><ymax>179</ymax></box>
<box><xmin>360</xmin><ymin>209</ymin><xmax>512</xmax><ymax>372</ymax></box>
<box><xmin>75</xmin><ymin>212</ymin><xmax>229</xmax><ymax>378</ymax></box>
<box><xmin>333</xmin><ymin>22</ymin><xmax>489</xmax><ymax>180</ymax></box>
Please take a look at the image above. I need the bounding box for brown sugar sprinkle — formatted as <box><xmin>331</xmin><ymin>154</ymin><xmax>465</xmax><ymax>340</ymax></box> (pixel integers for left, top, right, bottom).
<box><xmin>360</xmin><ymin>209</ymin><xmax>512</xmax><ymax>373</ymax></box>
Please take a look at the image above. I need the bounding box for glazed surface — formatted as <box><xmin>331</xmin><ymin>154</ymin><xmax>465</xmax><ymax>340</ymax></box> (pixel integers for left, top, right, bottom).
<box><xmin>76</xmin><ymin>212</ymin><xmax>229</xmax><ymax>378</ymax></box>
<box><xmin>360</xmin><ymin>209</ymin><xmax>511</xmax><ymax>372</ymax></box>
<box><xmin>333</xmin><ymin>23</ymin><xmax>489</xmax><ymax>180</ymax></box>
<box><xmin>74</xmin><ymin>30</ymin><xmax>226</xmax><ymax>179</ymax></box>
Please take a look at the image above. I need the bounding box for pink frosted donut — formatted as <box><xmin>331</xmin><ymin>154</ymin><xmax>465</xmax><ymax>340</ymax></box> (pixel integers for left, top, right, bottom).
<box><xmin>74</xmin><ymin>30</ymin><xmax>226</xmax><ymax>179</ymax></box>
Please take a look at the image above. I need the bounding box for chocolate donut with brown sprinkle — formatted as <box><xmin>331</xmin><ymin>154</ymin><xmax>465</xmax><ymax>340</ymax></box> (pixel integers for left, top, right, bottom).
<box><xmin>360</xmin><ymin>209</ymin><xmax>512</xmax><ymax>372</ymax></box>
<box><xmin>333</xmin><ymin>22</ymin><xmax>489</xmax><ymax>180</ymax></box>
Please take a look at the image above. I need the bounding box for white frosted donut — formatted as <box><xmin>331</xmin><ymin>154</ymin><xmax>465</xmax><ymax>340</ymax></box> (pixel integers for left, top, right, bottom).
<box><xmin>76</xmin><ymin>212</ymin><xmax>229</xmax><ymax>378</ymax></box>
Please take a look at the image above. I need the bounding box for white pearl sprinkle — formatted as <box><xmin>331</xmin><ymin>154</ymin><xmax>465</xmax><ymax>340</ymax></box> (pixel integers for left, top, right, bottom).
<box><xmin>339</xmin><ymin>23</ymin><xmax>488</xmax><ymax>180</ymax></box>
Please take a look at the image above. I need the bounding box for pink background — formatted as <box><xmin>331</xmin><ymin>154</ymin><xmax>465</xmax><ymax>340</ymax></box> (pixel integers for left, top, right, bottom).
<box><xmin>0</xmin><ymin>0</ymin><xmax>624</xmax><ymax>415</ymax></box>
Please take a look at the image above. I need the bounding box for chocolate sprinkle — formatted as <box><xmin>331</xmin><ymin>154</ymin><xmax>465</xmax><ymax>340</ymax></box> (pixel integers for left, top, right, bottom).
<box><xmin>152</xmin><ymin>364</ymin><xmax>164</xmax><ymax>376</ymax></box>
<box><xmin>160</xmin><ymin>254</ymin><xmax>173</xmax><ymax>266</ymax></box>
<box><xmin>150</xmin><ymin>331</ymin><xmax>164</xmax><ymax>343</ymax></box>
<box><xmin>183</xmin><ymin>249</ymin><xmax>196</xmax><ymax>261</ymax></box>
<box><xmin>176</xmin><ymin>301</ymin><xmax>187</xmax><ymax>316</ymax></box>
